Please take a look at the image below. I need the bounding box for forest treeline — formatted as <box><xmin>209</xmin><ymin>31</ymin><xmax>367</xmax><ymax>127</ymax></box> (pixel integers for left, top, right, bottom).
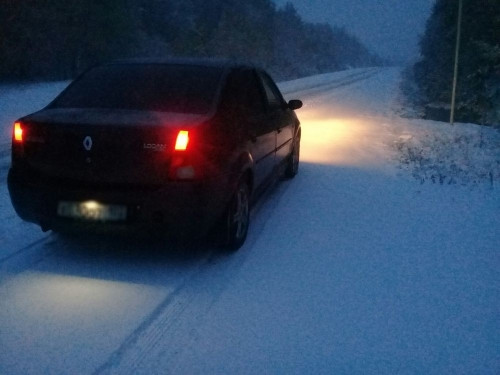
<box><xmin>0</xmin><ymin>0</ymin><xmax>382</xmax><ymax>83</ymax></box>
<box><xmin>403</xmin><ymin>0</ymin><xmax>499</xmax><ymax>126</ymax></box>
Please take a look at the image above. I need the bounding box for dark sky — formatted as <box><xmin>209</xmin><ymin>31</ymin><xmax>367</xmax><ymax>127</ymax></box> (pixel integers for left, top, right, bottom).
<box><xmin>273</xmin><ymin>0</ymin><xmax>435</xmax><ymax>63</ymax></box>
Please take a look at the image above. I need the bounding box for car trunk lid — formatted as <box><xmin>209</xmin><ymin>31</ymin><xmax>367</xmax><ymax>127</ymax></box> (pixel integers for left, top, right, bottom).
<box><xmin>18</xmin><ymin>108</ymin><xmax>210</xmax><ymax>186</ymax></box>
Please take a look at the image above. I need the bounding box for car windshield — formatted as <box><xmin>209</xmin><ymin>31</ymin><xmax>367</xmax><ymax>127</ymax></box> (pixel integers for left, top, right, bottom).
<box><xmin>49</xmin><ymin>64</ymin><xmax>224</xmax><ymax>114</ymax></box>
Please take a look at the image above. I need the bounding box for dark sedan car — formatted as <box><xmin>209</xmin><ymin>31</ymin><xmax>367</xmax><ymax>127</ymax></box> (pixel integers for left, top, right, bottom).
<box><xmin>8</xmin><ymin>59</ymin><xmax>302</xmax><ymax>249</ymax></box>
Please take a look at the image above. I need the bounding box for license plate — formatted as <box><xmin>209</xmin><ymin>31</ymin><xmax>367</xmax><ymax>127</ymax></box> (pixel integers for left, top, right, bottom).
<box><xmin>57</xmin><ymin>201</ymin><xmax>127</xmax><ymax>222</ymax></box>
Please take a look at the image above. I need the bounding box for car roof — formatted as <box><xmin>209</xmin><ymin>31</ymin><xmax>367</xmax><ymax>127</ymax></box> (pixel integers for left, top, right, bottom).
<box><xmin>106</xmin><ymin>57</ymin><xmax>258</xmax><ymax>71</ymax></box>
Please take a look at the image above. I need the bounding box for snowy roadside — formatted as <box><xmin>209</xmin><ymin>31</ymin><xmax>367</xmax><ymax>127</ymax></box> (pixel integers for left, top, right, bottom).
<box><xmin>393</xmin><ymin>119</ymin><xmax>500</xmax><ymax>188</ymax></box>
<box><xmin>278</xmin><ymin>67</ymin><xmax>379</xmax><ymax>96</ymax></box>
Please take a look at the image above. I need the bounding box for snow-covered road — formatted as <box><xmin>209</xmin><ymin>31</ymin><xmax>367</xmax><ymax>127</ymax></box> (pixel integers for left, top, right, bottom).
<box><xmin>0</xmin><ymin>68</ymin><xmax>498</xmax><ymax>374</ymax></box>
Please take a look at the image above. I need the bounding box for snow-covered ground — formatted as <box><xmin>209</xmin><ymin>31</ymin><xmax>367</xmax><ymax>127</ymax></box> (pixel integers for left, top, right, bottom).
<box><xmin>395</xmin><ymin>120</ymin><xmax>499</xmax><ymax>186</ymax></box>
<box><xmin>0</xmin><ymin>68</ymin><xmax>498</xmax><ymax>374</ymax></box>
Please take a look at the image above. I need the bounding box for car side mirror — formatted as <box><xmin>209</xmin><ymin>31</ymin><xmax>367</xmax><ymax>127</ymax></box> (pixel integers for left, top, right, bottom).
<box><xmin>288</xmin><ymin>99</ymin><xmax>302</xmax><ymax>110</ymax></box>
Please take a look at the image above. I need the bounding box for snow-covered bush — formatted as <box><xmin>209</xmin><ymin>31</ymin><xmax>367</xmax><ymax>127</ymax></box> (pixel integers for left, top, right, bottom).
<box><xmin>394</xmin><ymin>122</ymin><xmax>500</xmax><ymax>187</ymax></box>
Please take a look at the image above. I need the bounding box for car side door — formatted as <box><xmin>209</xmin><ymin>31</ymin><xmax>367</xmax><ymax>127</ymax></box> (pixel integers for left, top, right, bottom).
<box><xmin>243</xmin><ymin>70</ymin><xmax>277</xmax><ymax>191</ymax></box>
<box><xmin>257</xmin><ymin>71</ymin><xmax>295</xmax><ymax>167</ymax></box>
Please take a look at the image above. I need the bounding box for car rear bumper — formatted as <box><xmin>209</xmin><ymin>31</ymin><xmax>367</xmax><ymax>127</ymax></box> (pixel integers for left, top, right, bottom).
<box><xmin>7</xmin><ymin>167</ymin><xmax>231</xmax><ymax>238</ymax></box>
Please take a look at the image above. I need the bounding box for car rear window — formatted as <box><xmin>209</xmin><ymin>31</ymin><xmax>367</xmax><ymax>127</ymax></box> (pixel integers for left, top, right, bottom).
<box><xmin>50</xmin><ymin>64</ymin><xmax>224</xmax><ymax>114</ymax></box>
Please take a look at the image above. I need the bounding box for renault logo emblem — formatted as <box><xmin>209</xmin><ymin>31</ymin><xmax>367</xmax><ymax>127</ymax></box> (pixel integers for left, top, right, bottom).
<box><xmin>83</xmin><ymin>136</ymin><xmax>93</xmax><ymax>151</ymax></box>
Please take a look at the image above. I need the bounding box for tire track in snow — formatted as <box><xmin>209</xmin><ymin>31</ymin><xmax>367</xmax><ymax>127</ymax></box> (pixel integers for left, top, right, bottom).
<box><xmin>92</xmin><ymin>254</ymin><xmax>213</xmax><ymax>375</ymax></box>
<box><xmin>0</xmin><ymin>235</ymin><xmax>55</xmax><ymax>283</ymax></box>
<box><xmin>0</xmin><ymin>236</ymin><xmax>50</xmax><ymax>265</ymax></box>
<box><xmin>94</xmin><ymin>178</ymin><xmax>293</xmax><ymax>375</ymax></box>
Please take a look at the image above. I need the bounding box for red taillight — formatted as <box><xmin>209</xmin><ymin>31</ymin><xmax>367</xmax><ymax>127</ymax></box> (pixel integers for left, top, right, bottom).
<box><xmin>174</xmin><ymin>130</ymin><xmax>189</xmax><ymax>151</ymax></box>
<box><xmin>169</xmin><ymin>130</ymin><xmax>196</xmax><ymax>179</ymax></box>
<box><xmin>14</xmin><ymin>122</ymin><xmax>23</xmax><ymax>142</ymax></box>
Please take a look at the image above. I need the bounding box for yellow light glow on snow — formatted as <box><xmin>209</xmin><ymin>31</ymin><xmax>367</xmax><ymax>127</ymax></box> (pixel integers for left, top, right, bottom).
<box><xmin>6</xmin><ymin>272</ymin><xmax>163</xmax><ymax>322</ymax></box>
<box><xmin>299</xmin><ymin>109</ymin><xmax>389</xmax><ymax>169</ymax></box>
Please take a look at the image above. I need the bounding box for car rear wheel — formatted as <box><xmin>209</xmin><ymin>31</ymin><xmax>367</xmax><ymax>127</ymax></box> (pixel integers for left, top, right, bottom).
<box><xmin>221</xmin><ymin>179</ymin><xmax>250</xmax><ymax>251</ymax></box>
<box><xmin>284</xmin><ymin>135</ymin><xmax>300</xmax><ymax>178</ymax></box>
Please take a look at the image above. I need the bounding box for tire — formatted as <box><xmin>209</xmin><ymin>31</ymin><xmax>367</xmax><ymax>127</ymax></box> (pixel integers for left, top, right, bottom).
<box><xmin>220</xmin><ymin>179</ymin><xmax>250</xmax><ymax>251</ymax></box>
<box><xmin>284</xmin><ymin>135</ymin><xmax>300</xmax><ymax>178</ymax></box>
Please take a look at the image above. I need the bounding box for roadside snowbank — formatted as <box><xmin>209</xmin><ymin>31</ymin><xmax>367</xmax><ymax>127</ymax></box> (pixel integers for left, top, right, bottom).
<box><xmin>394</xmin><ymin>119</ymin><xmax>500</xmax><ymax>187</ymax></box>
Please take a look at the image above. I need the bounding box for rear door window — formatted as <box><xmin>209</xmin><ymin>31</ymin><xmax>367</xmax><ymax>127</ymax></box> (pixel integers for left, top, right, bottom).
<box><xmin>243</xmin><ymin>70</ymin><xmax>266</xmax><ymax>115</ymax></box>
<box><xmin>258</xmin><ymin>72</ymin><xmax>285</xmax><ymax>110</ymax></box>
<box><xmin>219</xmin><ymin>69</ymin><xmax>265</xmax><ymax>116</ymax></box>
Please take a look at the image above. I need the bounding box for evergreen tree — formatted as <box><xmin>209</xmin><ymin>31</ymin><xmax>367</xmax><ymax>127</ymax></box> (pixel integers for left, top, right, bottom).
<box><xmin>0</xmin><ymin>0</ymin><xmax>139</xmax><ymax>81</ymax></box>
<box><xmin>413</xmin><ymin>0</ymin><xmax>500</xmax><ymax>125</ymax></box>
<box><xmin>0</xmin><ymin>0</ymin><xmax>382</xmax><ymax>82</ymax></box>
